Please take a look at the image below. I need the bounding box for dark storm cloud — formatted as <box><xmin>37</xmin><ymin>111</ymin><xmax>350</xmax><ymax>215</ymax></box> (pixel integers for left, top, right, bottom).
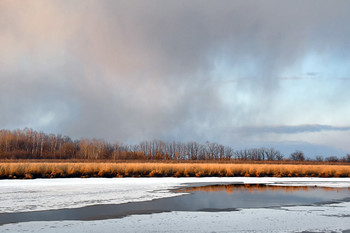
<box><xmin>1</xmin><ymin>0</ymin><xmax>350</xmax><ymax>145</ymax></box>
<box><xmin>306</xmin><ymin>72</ymin><xmax>319</xmax><ymax>76</ymax></box>
<box><xmin>234</xmin><ymin>125</ymin><xmax>350</xmax><ymax>135</ymax></box>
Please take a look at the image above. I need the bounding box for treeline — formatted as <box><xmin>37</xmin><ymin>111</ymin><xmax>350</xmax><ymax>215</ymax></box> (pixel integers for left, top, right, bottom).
<box><xmin>0</xmin><ymin>128</ymin><xmax>349</xmax><ymax>162</ymax></box>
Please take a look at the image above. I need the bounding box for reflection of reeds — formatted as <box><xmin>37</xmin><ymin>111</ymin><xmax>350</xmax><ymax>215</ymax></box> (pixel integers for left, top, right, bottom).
<box><xmin>0</xmin><ymin>162</ymin><xmax>350</xmax><ymax>179</ymax></box>
<box><xmin>178</xmin><ymin>184</ymin><xmax>347</xmax><ymax>194</ymax></box>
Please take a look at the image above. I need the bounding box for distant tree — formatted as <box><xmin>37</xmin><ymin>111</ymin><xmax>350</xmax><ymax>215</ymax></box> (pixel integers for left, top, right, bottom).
<box><xmin>289</xmin><ymin>150</ymin><xmax>305</xmax><ymax>161</ymax></box>
<box><xmin>2</xmin><ymin>128</ymin><xmax>347</xmax><ymax>163</ymax></box>
<box><xmin>315</xmin><ymin>156</ymin><xmax>323</xmax><ymax>162</ymax></box>
<box><xmin>325</xmin><ymin>156</ymin><xmax>339</xmax><ymax>162</ymax></box>
<box><xmin>343</xmin><ymin>154</ymin><xmax>350</xmax><ymax>163</ymax></box>
<box><xmin>276</xmin><ymin>153</ymin><xmax>284</xmax><ymax>161</ymax></box>
<box><xmin>265</xmin><ymin>148</ymin><xmax>283</xmax><ymax>161</ymax></box>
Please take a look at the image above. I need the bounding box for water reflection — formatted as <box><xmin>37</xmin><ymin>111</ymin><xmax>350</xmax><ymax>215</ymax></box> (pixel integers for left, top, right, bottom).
<box><xmin>175</xmin><ymin>184</ymin><xmax>350</xmax><ymax>210</ymax></box>
<box><xmin>178</xmin><ymin>184</ymin><xmax>350</xmax><ymax>194</ymax></box>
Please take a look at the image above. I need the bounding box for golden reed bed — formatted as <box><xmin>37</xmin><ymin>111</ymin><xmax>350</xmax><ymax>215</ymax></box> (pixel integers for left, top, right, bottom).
<box><xmin>1</xmin><ymin>162</ymin><xmax>350</xmax><ymax>179</ymax></box>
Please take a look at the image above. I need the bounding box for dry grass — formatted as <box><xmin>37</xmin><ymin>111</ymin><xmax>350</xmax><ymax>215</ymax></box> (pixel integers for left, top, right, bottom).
<box><xmin>0</xmin><ymin>162</ymin><xmax>349</xmax><ymax>179</ymax></box>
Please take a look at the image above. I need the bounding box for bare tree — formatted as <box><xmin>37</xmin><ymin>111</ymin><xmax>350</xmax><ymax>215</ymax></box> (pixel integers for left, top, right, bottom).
<box><xmin>289</xmin><ymin>150</ymin><xmax>305</xmax><ymax>161</ymax></box>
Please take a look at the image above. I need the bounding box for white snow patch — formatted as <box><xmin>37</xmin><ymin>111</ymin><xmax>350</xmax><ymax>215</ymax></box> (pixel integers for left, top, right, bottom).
<box><xmin>1</xmin><ymin>202</ymin><xmax>350</xmax><ymax>233</ymax></box>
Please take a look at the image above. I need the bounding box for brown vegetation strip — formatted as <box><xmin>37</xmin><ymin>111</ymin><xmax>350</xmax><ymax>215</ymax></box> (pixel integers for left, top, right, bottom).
<box><xmin>1</xmin><ymin>162</ymin><xmax>350</xmax><ymax>179</ymax></box>
<box><xmin>1</xmin><ymin>159</ymin><xmax>349</xmax><ymax>165</ymax></box>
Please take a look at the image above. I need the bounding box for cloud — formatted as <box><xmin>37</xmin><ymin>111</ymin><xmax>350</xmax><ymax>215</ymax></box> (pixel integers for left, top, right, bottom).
<box><xmin>234</xmin><ymin>125</ymin><xmax>350</xmax><ymax>135</ymax></box>
<box><xmin>279</xmin><ymin>75</ymin><xmax>317</xmax><ymax>80</ymax></box>
<box><xmin>0</xmin><ymin>0</ymin><xmax>350</xmax><ymax>153</ymax></box>
<box><xmin>242</xmin><ymin>141</ymin><xmax>348</xmax><ymax>158</ymax></box>
<box><xmin>279</xmin><ymin>76</ymin><xmax>307</xmax><ymax>80</ymax></box>
<box><xmin>306</xmin><ymin>72</ymin><xmax>319</xmax><ymax>76</ymax></box>
<box><xmin>338</xmin><ymin>78</ymin><xmax>350</xmax><ymax>81</ymax></box>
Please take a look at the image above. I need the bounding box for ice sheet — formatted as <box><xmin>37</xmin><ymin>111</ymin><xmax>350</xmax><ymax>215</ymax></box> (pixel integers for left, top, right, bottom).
<box><xmin>1</xmin><ymin>177</ymin><xmax>350</xmax><ymax>213</ymax></box>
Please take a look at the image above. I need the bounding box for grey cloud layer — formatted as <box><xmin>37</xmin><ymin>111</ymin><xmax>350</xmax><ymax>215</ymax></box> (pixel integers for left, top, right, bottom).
<box><xmin>235</xmin><ymin>125</ymin><xmax>350</xmax><ymax>135</ymax></box>
<box><xmin>1</xmin><ymin>0</ymin><xmax>350</xmax><ymax>146</ymax></box>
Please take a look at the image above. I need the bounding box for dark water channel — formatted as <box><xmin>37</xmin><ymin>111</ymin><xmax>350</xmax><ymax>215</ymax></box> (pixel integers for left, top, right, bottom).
<box><xmin>1</xmin><ymin>183</ymin><xmax>350</xmax><ymax>225</ymax></box>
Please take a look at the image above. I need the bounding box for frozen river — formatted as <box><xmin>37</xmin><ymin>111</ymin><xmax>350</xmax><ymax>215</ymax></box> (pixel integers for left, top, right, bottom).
<box><xmin>1</xmin><ymin>177</ymin><xmax>350</xmax><ymax>232</ymax></box>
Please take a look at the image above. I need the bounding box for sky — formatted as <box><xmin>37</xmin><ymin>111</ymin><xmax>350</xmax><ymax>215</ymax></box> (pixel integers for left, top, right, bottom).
<box><xmin>1</xmin><ymin>0</ymin><xmax>350</xmax><ymax>157</ymax></box>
